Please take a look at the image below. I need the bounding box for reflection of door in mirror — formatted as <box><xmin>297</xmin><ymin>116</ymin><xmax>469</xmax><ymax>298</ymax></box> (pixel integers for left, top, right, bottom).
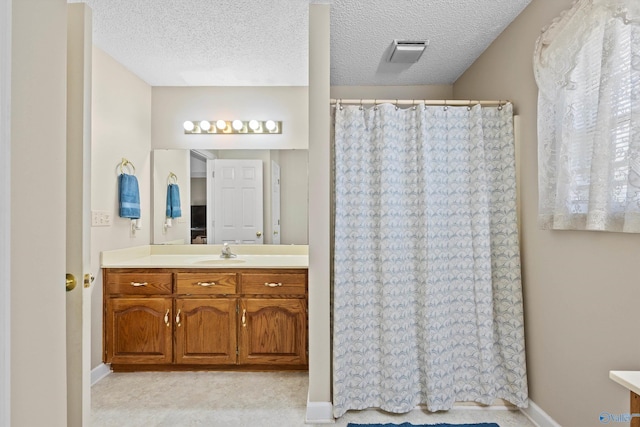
<box><xmin>271</xmin><ymin>160</ymin><xmax>281</xmax><ymax>244</ymax></box>
<box><xmin>153</xmin><ymin>149</ymin><xmax>308</xmax><ymax>245</ymax></box>
<box><xmin>207</xmin><ymin>159</ymin><xmax>264</xmax><ymax>244</ymax></box>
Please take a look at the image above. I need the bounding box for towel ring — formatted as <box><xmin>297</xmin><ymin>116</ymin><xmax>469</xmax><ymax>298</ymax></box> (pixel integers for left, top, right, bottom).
<box><xmin>117</xmin><ymin>158</ymin><xmax>136</xmax><ymax>175</ymax></box>
<box><xmin>168</xmin><ymin>172</ymin><xmax>178</xmax><ymax>184</ymax></box>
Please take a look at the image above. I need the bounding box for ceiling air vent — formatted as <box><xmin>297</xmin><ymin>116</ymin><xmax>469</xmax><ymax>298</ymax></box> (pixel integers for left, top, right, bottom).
<box><xmin>387</xmin><ymin>40</ymin><xmax>429</xmax><ymax>63</ymax></box>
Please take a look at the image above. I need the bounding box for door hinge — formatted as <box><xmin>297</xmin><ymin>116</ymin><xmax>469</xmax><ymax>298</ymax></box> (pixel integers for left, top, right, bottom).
<box><xmin>236</xmin><ymin>347</ymin><xmax>239</xmax><ymax>356</ymax></box>
<box><xmin>212</xmin><ymin>171</ymin><xmax>215</xmax><ymax>178</ymax></box>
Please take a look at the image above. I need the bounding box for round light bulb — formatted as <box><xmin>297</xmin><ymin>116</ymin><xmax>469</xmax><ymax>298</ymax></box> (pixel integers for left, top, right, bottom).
<box><xmin>265</xmin><ymin>120</ymin><xmax>276</xmax><ymax>131</ymax></box>
<box><xmin>216</xmin><ymin>120</ymin><xmax>227</xmax><ymax>130</ymax></box>
<box><xmin>183</xmin><ymin>121</ymin><xmax>195</xmax><ymax>132</ymax></box>
<box><xmin>232</xmin><ymin>120</ymin><xmax>244</xmax><ymax>131</ymax></box>
<box><xmin>199</xmin><ymin>120</ymin><xmax>211</xmax><ymax>131</ymax></box>
<box><xmin>248</xmin><ymin>120</ymin><xmax>260</xmax><ymax>131</ymax></box>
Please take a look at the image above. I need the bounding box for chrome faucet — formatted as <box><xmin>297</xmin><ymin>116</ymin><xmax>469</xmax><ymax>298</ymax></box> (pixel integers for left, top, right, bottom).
<box><xmin>220</xmin><ymin>243</ymin><xmax>237</xmax><ymax>258</ymax></box>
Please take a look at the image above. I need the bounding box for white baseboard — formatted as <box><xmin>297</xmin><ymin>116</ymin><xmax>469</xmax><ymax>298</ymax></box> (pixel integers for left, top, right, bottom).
<box><xmin>91</xmin><ymin>363</ymin><xmax>111</xmax><ymax>386</ymax></box>
<box><xmin>520</xmin><ymin>400</ymin><xmax>562</xmax><ymax>427</ymax></box>
<box><xmin>306</xmin><ymin>398</ymin><xmax>334</xmax><ymax>424</ymax></box>
<box><xmin>452</xmin><ymin>399</ymin><xmax>515</xmax><ymax>410</ymax></box>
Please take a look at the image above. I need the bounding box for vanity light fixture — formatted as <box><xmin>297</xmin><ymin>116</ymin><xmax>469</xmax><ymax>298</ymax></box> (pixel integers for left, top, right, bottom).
<box><xmin>183</xmin><ymin>119</ymin><xmax>282</xmax><ymax>134</ymax></box>
<box><xmin>183</xmin><ymin>121</ymin><xmax>195</xmax><ymax>132</ymax></box>
<box><xmin>199</xmin><ymin>120</ymin><xmax>211</xmax><ymax>131</ymax></box>
<box><xmin>265</xmin><ymin>120</ymin><xmax>276</xmax><ymax>131</ymax></box>
<box><xmin>215</xmin><ymin>119</ymin><xmax>227</xmax><ymax>131</ymax></box>
<box><xmin>232</xmin><ymin>119</ymin><xmax>244</xmax><ymax>131</ymax></box>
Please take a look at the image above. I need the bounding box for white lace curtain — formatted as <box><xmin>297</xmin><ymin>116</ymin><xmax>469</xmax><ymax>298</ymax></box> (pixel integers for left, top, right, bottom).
<box><xmin>332</xmin><ymin>103</ymin><xmax>528</xmax><ymax>417</ymax></box>
<box><xmin>534</xmin><ymin>0</ymin><xmax>640</xmax><ymax>232</ymax></box>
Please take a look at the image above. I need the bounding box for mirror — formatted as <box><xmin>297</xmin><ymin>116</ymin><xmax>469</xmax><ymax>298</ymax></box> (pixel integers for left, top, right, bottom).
<box><xmin>152</xmin><ymin>149</ymin><xmax>308</xmax><ymax>245</ymax></box>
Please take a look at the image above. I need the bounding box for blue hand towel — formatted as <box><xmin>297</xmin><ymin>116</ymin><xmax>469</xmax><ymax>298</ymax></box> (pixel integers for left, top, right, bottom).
<box><xmin>118</xmin><ymin>173</ymin><xmax>140</xmax><ymax>219</ymax></box>
<box><xmin>166</xmin><ymin>183</ymin><xmax>182</xmax><ymax>218</ymax></box>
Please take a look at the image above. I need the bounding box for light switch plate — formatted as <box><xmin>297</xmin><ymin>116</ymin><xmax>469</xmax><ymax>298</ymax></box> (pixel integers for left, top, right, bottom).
<box><xmin>91</xmin><ymin>210</ymin><xmax>112</xmax><ymax>227</ymax></box>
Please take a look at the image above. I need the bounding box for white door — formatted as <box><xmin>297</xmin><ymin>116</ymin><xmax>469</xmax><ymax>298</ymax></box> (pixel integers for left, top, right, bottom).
<box><xmin>209</xmin><ymin>159</ymin><xmax>264</xmax><ymax>244</ymax></box>
<box><xmin>66</xmin><ymin>4</ymin><xmax>92</xmax><ymax>426</ymax></box>
<box><xmin>271</xmin><ymin>160</ymin><xmax>281</xmax><ymax>244</ymax></box>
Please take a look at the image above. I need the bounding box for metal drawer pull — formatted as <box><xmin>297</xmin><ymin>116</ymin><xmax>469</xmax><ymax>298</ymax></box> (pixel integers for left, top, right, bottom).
<box><xmin>175</xmin><ymin>309</ymin><xmax>181</xmax><ymax>327</ymax></box>
<box><xmin>130</xmin><ymin>281</ymin><xmax>148</xmax><ymax>287</ymax></box>
<box><xmin>241</xmin><ymin>309</ymin><xmax>247</xmax><ymax>327</ymax></box>
<box><xmin>264</xmin><ymin>282</ymin><xmax>283</xmax><ymax>287</ymax></box>
<box><xmin>164</xmin><ymin>309</ymin><xmax>170</xmax><ymax>327</ymax></box>
<box><xmin>196</xmin><ymin>282</ymin><xmax>216</xmax><ymax>287</ymax></box>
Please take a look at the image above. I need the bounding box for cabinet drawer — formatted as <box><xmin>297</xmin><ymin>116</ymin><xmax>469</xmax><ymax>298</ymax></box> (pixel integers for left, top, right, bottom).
<box><xmin>176</xmin><ymin>272</ymin><xmax>237</xmax><ymax>295</ymax></box>
<box><xmin>241</xmin><ymin>272</ymin><xmax>306</xmax><ymax>295</ymax></box>
<box><xmin>105</xmin><ymin>271</ymin><xmax>172</xmax><ymax>295</ymax></box>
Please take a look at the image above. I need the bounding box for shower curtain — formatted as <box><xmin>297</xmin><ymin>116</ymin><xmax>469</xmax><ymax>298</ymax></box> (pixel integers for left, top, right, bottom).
<box><xmin>332</xmin><ymin>103</ymin><xmax>528</xmax><ymax>417</ymax></box>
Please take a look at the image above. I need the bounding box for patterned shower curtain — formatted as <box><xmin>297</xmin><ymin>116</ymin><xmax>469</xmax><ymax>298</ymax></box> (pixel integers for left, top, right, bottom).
<box><xmin>332</xmin><ymin>103</ymin><xmax>528</xmax><ymax>417</ymax></box>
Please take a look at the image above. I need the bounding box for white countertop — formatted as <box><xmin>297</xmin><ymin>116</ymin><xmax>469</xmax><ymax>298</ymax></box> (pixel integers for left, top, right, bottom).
<box><xmin>101</xmin><ymin>244</ymin><xmax>308</xmax><ymax>269</ymax></box>
<box><xmin>610</xmin><ymin>371</ymin><xmax>640</xmax><ymax>396</ymax></box>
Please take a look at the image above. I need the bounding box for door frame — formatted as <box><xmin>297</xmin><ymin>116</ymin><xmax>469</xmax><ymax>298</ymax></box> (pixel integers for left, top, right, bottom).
<box><xmin>0</xmin><ymin>0</ymin><xmax>11</xmax><ymax>423</ymax></box>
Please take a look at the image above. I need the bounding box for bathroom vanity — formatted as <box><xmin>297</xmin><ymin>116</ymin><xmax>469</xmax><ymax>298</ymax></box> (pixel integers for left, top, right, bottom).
<box><xmin>101</xmin><ymin>245</ymin><xmax>308</xmax><ymax>371</ymax></box>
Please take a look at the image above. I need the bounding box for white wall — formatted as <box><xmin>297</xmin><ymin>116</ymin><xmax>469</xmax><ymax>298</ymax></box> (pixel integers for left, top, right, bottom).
<box><xmin>11</xmin><ymin>0</ymin><xmax>68</xmax><ymax>424</ymax></box>
<box><xmin>90</xmin><ymin>47</ymin><xmax>152</xmax><ymax>368</ymax></box>
<box><xmin>152</xmin><ymin>86</ymin><xmax>308</xmax><ymax>150</ymax></box>
<box><xmin>454</xmin><ymin>1</ymin><xmax>640</xmax><ymax>425</ymax></box>
<box><xmin>152</xmin><ymin>149</ymin><xmax>190</xmax><ymax>244</ymax></box>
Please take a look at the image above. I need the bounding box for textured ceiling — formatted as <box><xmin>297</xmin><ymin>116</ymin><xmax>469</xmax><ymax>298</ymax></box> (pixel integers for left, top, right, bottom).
<box><xmin>331</xmin><ymin>0</ymin><xmax>532</xmax><ymax>86</ymax></box>
<box><xmin>69</xmin><ymin>0</ymin><xmax>532</xmax><ymax>87</ymax></box>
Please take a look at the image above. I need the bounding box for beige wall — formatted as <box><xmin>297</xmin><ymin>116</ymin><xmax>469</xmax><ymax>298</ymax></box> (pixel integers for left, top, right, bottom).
<box><xmin>331</xmin><ymin>84</ymin><xmax>452</xmax><ymax>100</ymax></box>
<box><xmin>11</xmin><ymin>0</ymin><xmax>68</xmax><ymax>424</ymax></box>
<box><xmin>0</xmin><ymin>0</ymin><xmax>10</xmax><ymax>420</ymax></box>
<box><xmin>151</xmin><ymin>86</ymin><xmax>308</xmax><ymax>150</ymax></box>
<box><xmin>454</xmin><ymin>1</ymin><xmax>640</xmax><ymax>425</ymax></box>
<box><xmin>307</xmin><ymin>3</ymin><xmax>332</xmax><ymax>417</ymax></box>
<box><xmin>278</xmin><ymin>149</ymin><xmax>309</xmax><ymax>245</ymax></box>
<box><xmin>151</xmin><ymin>149</ymin><xmax>191</xmax><ymax>244</ymax></box>
<box><xmin>91</xmin><ymin>47</ymin><xmax>152</xmax><ymax>368</ymax></box>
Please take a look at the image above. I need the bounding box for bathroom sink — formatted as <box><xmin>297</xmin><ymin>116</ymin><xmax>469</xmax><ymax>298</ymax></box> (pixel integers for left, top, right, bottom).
<box><xmin>192</xmin><ymin>258</ymin><xmax>246</xmax><ymax>265</ymax></box>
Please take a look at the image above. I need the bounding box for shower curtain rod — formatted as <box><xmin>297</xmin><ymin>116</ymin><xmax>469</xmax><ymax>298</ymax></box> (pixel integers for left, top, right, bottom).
<box><xmin>330</xmin><ymin>98</ymin><xmax>510</xmax><ymax>107</ymax></box>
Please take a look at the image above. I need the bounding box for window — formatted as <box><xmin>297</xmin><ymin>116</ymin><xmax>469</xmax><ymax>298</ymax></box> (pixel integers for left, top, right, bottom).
<box><xmin>534</xmin><ymin>0</ymin><xmax>640</xmax><ymax>232</ymax></box>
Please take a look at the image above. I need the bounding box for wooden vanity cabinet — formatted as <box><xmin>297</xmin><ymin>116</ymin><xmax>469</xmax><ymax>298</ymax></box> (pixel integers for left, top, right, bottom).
<box><xmin>103</xmin><ymin>267</ymin><xmax>307</xmax><ymax>371</ymax></box>
<box><xmin>175</xmin><ymin>272</ymin><xmax>237</xmax><ymax>365</ymax></box>
<box><xmin>103</xmin><ymin>270</ymin><xmax>173</xmax><ymax>365</ymax></box>
<box><xmin>239</xmin><ymin>272</ymin><xmax>307</xmax><ymax>366</ymax></box>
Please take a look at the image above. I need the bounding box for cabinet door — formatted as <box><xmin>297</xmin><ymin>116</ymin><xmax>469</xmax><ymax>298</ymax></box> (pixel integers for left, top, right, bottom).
<box><xmin>105</xmin><ymin>298</ymin><xmax>172</xmax><ymax>364</ymax></box>
<box><xmin>175</xmin><ymin>298</ymin><xmax>237</xmax><ymax>365</ymax></box>
<box><xmin>238</xmin><ymin>298</ymin><xmax>307</xmax><ymax>366</ymax></box>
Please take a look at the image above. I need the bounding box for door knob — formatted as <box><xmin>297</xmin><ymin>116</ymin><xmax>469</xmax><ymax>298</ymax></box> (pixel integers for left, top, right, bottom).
<box><xmin>66</xmin><ymin>274</ymin><xmax>77</xmax><ymax>292</ymax></box>
<box><xmin>256</xmin><ymin>231</ymin><xmax>262</xmax><ymax>237</ymax></box>
<box><xmin>273</xmin><ymin>230</ymin><xmax>279</xmax><ymax>235</ymax></box>
<box><xmin>83</xmin><ymin>273</ymin><xmax>95</xmax><ymax>288</ymax></box>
